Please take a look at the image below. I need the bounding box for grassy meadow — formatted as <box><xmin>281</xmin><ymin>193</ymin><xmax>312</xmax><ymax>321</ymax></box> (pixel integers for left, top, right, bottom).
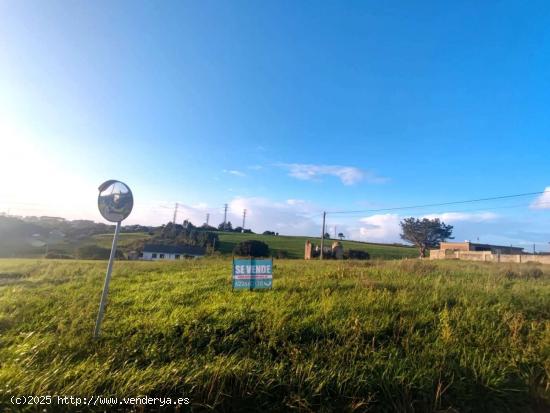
<box><xmin>14</xmin><ymin>230</ymin><xmax>417</xmax><ymax>260</ymax></box>
<box><xmin>216</xmin><ymin>232</ymin><xmax>416</xmax><ymax>259</ymax></box>
<box><xmin>0</xmin><ymin>258</ymin><xmax>548</xmax><ymax>412</ymax></box>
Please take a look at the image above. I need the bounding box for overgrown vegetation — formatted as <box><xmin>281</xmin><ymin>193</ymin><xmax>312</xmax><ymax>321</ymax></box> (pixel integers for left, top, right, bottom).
<box><xmin>233</xmin><ymin>240</ymin><xmax>270</xmax><ymax>257</ymax></box>
<box><xmin>0</xmin><ymin>216</ymin><xmax>417</xmax><ymax>260</ymax></box>
<box><xmin>0</xmin><ymin>259</ymin><xmax>548</xmax><ymax>412</ymax></box>
<box><xmin>75</xmin><ymin>245</ymin><xmax>125</xmax><ymax>260</ymax></box>
<box><xmin>345</xmin><ymin>249</ymin><xmax>370</xmax><ymax>260</ymax></box>
<box><xmin>149</xmin><ymin>222</ymin><xmax>219</xmax><ymax>249</ymax></box>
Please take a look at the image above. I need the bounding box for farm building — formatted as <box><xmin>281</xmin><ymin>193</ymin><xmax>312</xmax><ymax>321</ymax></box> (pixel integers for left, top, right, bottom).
<box><xmin>140</xmin><ymin>244</ymin><xmax>206</xmax><ymax>260</ymax></box>
<box><xmin>439</xmin><ymin>241</ymin><xmax>524</xmax><ymax>255</ymax></box>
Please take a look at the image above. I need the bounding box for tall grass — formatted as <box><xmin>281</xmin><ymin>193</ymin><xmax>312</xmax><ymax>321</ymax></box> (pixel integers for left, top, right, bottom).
<box><xmin>0</xmin><ymin>259</ymin><xmax>548</xmax><ymax>412</ymax></box>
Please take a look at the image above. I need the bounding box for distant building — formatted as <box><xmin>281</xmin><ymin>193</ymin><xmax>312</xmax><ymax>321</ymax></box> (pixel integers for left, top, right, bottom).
<box><xmin>141</xmin><ymin>244</ymin><xmax>206</xmax><ymax>260</ymax></box>
<box><xmin>439</xmin><ymin>242</ymin><xmax>524</xmax><ymax>255</ymax></box>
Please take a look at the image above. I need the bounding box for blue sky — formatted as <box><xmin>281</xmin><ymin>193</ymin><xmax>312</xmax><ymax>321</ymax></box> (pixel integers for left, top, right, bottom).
<box><xmin>1</xmin><ymin>1</ymin><xmax>549</xmax><ymax>249</ymax></box>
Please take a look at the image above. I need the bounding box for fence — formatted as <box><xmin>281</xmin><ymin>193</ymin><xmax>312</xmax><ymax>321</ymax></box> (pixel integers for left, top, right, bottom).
<box><xmin>429</xmin><ymin>249</ymin><xmax>550</xmax><ymax>264</ymax></box>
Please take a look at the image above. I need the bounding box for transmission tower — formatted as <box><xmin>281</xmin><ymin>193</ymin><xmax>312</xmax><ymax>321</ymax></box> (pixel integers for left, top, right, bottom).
<box><xmin>223</xmin><ymin>204</ymin><xmax>228</xmax><ymax>230</ymax></box>
<box><xmin>172</xmin><ymin>203</ymin><xmax>179</xmax><ymax>223</ymax></box>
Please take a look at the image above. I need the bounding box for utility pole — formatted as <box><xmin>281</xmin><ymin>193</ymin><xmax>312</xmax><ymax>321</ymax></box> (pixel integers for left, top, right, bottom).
<box><xmin>206</xmin><ymin>213</ymin><xmax>210</xmax><ymax>226</ymax></box>
<box><xmin>334</xmin><ymin>225</ymin><xmax>337</xmax><ymax>239</ymax></box>
<box><xmin>533</xmin><ymin>243</ymin><xmax>536</xmax><ymax>255</ymax></box>
<box><xmin>320</xmin><ymin>211</ymin><xmax>326</xmax><ymax>259</ymax></box>
<box><xmin>242</xmin><ymin>209</ymin><xmax>247</xmax><ymax>232</ymax></box>
<box><xmin>223</xmin><ymin>204</ymin><xmax>228</xmax><ymax>230</ymax></box>
<box><xmin>172</xmin><ymin>203</ymin><xmax>179</xmax><ymax>224</ymax></box>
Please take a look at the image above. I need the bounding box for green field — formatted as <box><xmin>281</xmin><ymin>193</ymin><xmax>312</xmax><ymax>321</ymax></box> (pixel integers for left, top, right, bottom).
<box><xmin>23</xmin><ymin>231</ymin><xmax>418</xmax><ymax>260</ymax></box>
<box><xmin>0</xmin><ymin>258</ymin><xmax>548</xmax><ymax>412</ymax></box>
<box><xmin>218</xmin><ymin>232</ymin><xmax>416</xmax><ymax>259</ymax></box>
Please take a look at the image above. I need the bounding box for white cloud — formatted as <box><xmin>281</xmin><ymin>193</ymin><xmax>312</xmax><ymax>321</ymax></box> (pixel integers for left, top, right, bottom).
<box><xmin>278</xmin><ymin>163</ymin><xmax>387</xmax><ymax>186</ymax></box>
<box><xmin>227</xmin><ymin>197</ymin><xmax>320</xmax><ymax>235</ymax></box>
<box><xmin>192</xmin><ymin>202</ymin><xmax>209</xmax><ymax>209</ymax></box>
<box><xmin>352</xmin><ymin>214</ymin><xmax>402</xmax><ymax>243</ymax></box>
<box><xmin>223</xmin><ymin>169</ymin><xmax>246</xmax><ymax>177</ymax></box>
<box><xmin>530</xmin><ymin>187</ymin><xmax>550</xmax><ymax>209</ymax></box>
<box><xmin>421</xmin><ymin>212</ymin><xmax>499</xmax><ymax>223</ymax></box>
<box><xmin>347</xmin><ymin>211</ymin><xmax>500</xmax><ymax>244</ymax></box>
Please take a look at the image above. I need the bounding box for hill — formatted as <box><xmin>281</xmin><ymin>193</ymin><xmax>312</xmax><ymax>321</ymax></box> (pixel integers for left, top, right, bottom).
<box><xmin>92</xmin><ymin>231</ymin><xmax>417</xmax><ymax>260</ymax></box>
<box><xmin>0</xmin><ymin>258</ymin><xmax>548</xmax><ymax>412</ymax></box>
<box><xmin>217</xmin><ymin>232</ymin><xmax>417</xmax><ymax>259</ymax></box>
<box><xmin>1</xmin><ymin>218</ymin><xmax>417</xmax><ymax>259</ymax></box>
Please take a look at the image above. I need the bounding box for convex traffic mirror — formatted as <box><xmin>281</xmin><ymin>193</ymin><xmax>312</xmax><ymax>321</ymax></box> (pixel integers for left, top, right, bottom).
<box><xmin>94</xmin><ymin>179</ymin><xmax>133</xmax><ymax>338</ymax></box>
<box><xmin>98</xmin><ymin>180</ymin><xmax>133</xmax><ymax>223</ymax></box>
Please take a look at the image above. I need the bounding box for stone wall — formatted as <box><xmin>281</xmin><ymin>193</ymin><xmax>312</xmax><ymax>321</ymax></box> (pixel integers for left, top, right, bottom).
<box><xmin>429</xmin><ymin>249</ymin><xmax>550</xmax><ymax>264</ymax></box>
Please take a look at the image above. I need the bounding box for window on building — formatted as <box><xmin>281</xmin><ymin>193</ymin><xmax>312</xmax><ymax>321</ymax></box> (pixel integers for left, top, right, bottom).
<box><xmin>160</xmin><ymin>253</ymin><xmax>165</xmax><ymax>259</ymax></box>
<box><xmin>152</xmin><ymin>253</ymin><xmax>157</xmax><ymax>258</ymax></box>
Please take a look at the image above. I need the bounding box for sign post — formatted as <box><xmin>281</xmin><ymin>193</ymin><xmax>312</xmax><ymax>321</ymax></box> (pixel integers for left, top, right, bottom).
<box><xmin>94</xmin><ymin>180</ymin><xmax>133</xmax><ymax>338</ymax></box>
<box><xmin>232</xmin><ymin>257</ymin><xmax>273</xmax><ymax>290</ymax></box>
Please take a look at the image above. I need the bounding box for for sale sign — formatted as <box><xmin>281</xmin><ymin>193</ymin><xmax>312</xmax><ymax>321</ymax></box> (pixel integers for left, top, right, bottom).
<box><xmin>232</xmin><ymin>258</ymin><xmax>273</xmax><ymax>290</ymax></box>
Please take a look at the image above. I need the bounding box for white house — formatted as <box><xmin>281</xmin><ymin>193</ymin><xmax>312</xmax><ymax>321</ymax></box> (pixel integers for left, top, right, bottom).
<box><xmin>140</xmin><ymin>244</ymin><xmax>206</xmax><ymax>260</ymax></box>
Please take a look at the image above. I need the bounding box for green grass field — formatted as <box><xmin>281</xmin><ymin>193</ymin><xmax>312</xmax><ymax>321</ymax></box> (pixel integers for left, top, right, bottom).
<box><xmin>0</xmin><ymin>258</ymin><xmax>548</xmax><ymax>412</ymax></box>
<box><xmin>20</xmin><ymin>231</ymin><xmax>418</xmax><ymax>260</ymax></box>
<box><xmin>217</xmin><ymin>232</ymin><xmax>417</xmax><ymax>259</ymax></box>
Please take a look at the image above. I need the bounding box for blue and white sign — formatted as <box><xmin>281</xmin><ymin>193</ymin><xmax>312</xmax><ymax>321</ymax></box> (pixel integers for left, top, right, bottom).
<box><xmin>232</xmin><ymin>258</ymin><xmax>273</xmax><ymax>290</ymax></box>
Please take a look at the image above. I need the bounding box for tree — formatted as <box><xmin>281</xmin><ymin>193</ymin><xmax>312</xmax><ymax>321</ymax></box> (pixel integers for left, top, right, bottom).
<box><xmin>338</xmin><ymin>232</ymin><xmax>345</xmax><ymax>240</ymax></box>
<box><xmin>182</xmin><ymin>219</ymin><xmax>195</xmax><ymax>229</ymax></box>
<box><xmin>400</xmin><ymin>217</ymin><xmax>453</xmax><ymax>258</ymax></box>
<box><xmin>233</xmin><ymin>240</ymin><xmax>270</xmax><ymax>257</ymax></box>
<box><xmin>324</xmin><ymin>232</ymin><xmax>330</xmax><ymax>239</ymax></box>
<box><xmin>217</xmin><ymin>221</ymin><xmax>233</xmax><ymax>231</ymax></box>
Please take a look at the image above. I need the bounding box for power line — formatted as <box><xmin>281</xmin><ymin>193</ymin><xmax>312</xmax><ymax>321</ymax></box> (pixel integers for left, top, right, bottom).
<box><xmin>327</xmin><ymin>190</ymin><xmax>549</xmax><ymax>215</ymax></box>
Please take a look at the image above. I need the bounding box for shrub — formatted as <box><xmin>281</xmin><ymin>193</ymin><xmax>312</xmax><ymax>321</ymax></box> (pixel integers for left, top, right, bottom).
<box><xmin>524</xmin><ymin>267</ymin><xmax>543</xmax><ymax>279</ymax></box>
<box><xmin>346</xmin><ymin>249</ymin><xmax>370</xmax><ymax>260</ymax></box>
<box><xmin>275</xmin><ymin>249</ymin><xmax>289</xmax><ymax>258</ymax></box>
<box><xmin>233</xmin><ymin>240</ymin><xmax>270</xmax><ymax>257</ymax></box>
<box><xmin>501</xmin><ymin>266</ymin><xmax>544</xmax><ymax>279</ymax></box>
<box><xmin>45</xmin><ymin>252</ymin><xmax>73</xmax><ymax>259</ymax></box>
<box><xmin>76</xmin><ymin>245</ymin><xmax>125</xmax><ymax>260</ymax></box>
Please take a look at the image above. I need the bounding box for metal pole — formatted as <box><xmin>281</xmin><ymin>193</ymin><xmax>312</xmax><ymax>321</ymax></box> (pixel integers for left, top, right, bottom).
<box><xmin>320</xmin><ymin>211</ymin><xmax>326</xmax><ymax>260</ymax></box>
<box><xmin>94</xmin><ymin>221</ymin><xmax>121</xmax><ymax>338</ymax></box>
<box><xmin>223</xmin><ymin>204</ymin><xmax>228</xmax><ymax>230</ymax></box>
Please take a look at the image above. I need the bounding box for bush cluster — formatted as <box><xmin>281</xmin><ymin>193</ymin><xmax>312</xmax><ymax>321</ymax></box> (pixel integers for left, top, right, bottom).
<box><xmin>233</xmin><ymin>240</ymin><xmax>270</xmax><ymax>257</ymax></box>
<box><xmin>344</xmin><ymin>250</ymin><xmax>370</xmax><ymax>260</ymax></box>
<box><xmin>76</xmin><ymin>245</ymin><xmax>125</xmax><ymax>260</ymax></box>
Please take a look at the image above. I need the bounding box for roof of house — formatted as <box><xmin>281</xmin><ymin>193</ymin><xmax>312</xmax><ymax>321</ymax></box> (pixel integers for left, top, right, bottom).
<box><xmin>143</xmin><ymin>244</ymin><xmax>206</xmax><ymax>255</ymax></box>
<box><xmin>441</xmin><ymin>241</ymin><xmax>524</xmax><ymax>251</ymax></box>
<box><xmin>470</xmin><ymin>242</ymin><xmax>524</xmax><ymax>251</ymax></box>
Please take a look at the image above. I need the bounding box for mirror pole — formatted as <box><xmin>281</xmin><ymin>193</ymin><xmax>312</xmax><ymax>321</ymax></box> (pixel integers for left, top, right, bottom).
<box><xmin>94</xmin><ymin>221</ymin><xmax>122</xmax><ymax>338</ymax></box>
